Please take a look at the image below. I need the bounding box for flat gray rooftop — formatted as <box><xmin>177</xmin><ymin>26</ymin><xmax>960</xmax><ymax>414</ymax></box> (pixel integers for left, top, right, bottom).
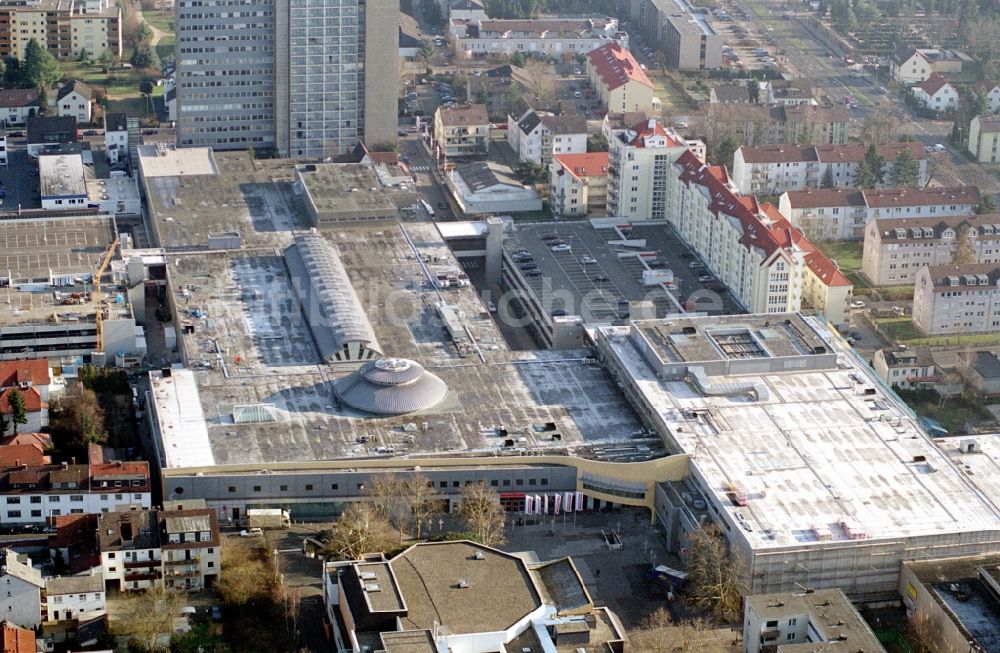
<box><xmin>503</xmin><ymin>221</ymin><xmax>677</xmax><ymax>322</ymax></box>
<box><xmin>142</xmin><ymin>150</ymin><xmax>307</xmax><ymax>249</ymax></box>
<box><xmin>165</xmin><ymin>224</ymin><xmax>658</xmax><ymax>466</ymax></box>
<box><xmin>747</xmin><ymin>590</ymin><xmax>883</xmax><ymax>651</ymax></box>
<box><xmin>0</xmin><ymin>215</ymin><xmax>115</xmax><ymax>283</ymax></box>
<box><xmin>635</xmin><ymin>313</ymin><xmax>829</xmax><ymax>363</ymax></box>
<box><xmin>296</xmin><ymin>163</ymin><xmax>397</xmax><ymax>216</ymax></box>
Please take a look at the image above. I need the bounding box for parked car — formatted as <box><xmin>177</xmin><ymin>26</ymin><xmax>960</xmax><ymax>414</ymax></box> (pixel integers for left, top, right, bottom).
<box><xmin>698</xmin><ymin>275</ymin><xmax>714</xmax><ymax>283</ymax></box>
<box><xmin>592</xmin><ymin>275</ymin><xmax>610</xmax><ymax>283</ymax></box>
<box><xmin>579</xmin><ymin>255</ymin><xmax>596</xmax><ymax>264</ymax></box>
<box><xmin>524</xmin><ymin>270</ymin><xmax>542</xmax><ymax>277</ymax></box>
<box><xmin>240</xmin><ymin>528</ymin><xmax>263</xmax><ymax>537</ymax></box>
<box><xmin>688</xmin><ymin>260</ymin><xmax>705</xmax><ymax>269</ymax></box>
<box><xmin>551</xmin><ymin>244</ymin><xmax>572</xmax><ymax>252</ymax></box>
<box><xmin>849</xmin><ymin>300</ymin><xmax>865</xmax><ymax>309</ymax></box>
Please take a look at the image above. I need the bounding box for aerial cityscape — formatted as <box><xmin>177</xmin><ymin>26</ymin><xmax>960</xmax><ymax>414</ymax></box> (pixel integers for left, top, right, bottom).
<box><xmin>0</xmin><ymin>0</ymin><xmax>998</xmax><ymax>650</ymax></box>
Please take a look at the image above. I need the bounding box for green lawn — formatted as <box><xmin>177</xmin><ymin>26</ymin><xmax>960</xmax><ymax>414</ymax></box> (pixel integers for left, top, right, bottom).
<box><xmin>61</xmin><ymin>62</ymin><xmax>153</xmax><ymax>99</ymax></box>
<box><xmin>815</xmin><ymin>240</ymin><xmax>864</xmax><ymax>271</ymax></box>
<box><xmin>896</xmin><ymin>389</ymin><xmax>996</xmax><ymax>434</ymax></box>
<box><xmin>155</xmin><ymin>34</ymin><xmax>176</xmax><ymax>64</ymax></box>
<box><xmin>143</xmin><ymin>10</ymin><xmax>175</xmax><ymax>34</ymax></box>
<box><xmin>874</xmin><ymin>316</ymin><xmax>1000</xmax><ymax>346</ymax></box>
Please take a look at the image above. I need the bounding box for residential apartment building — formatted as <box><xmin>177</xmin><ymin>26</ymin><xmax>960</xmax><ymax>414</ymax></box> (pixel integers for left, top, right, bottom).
<box><xmin>0</xmin><ymin>0</ymin><xmax>122</xmax><ymax>61</ymax></box>
<box><xmin>862</xmin><ymin>215</ymin><xmax>1000</xmax><ymax>286</ymax></box>
<box><xmin>871</xmin><ymin>346</ymin><xmax>938</xmax><ymax>390</ymax></box>
<box><xmin>969</xmin><ymin>115</ymin><xmax>1000</xmax><ymax>164</ymax></box>
<box><xmin>912</xmin><ymin>73</ymin><xmax>959</xmax><ymax>113</ymax></box>
<box><xmin>0</xmin><ymin>549</ymin><xmax>42</xmax><ymax>629</ymax></box>
<box><xmin>433</xmin><ymin>104</ymin><xmax>489</xmax><ymax>158</ymax></box>
<box><xmin>449</xmin><ymin>16</ymin><xmax>626</xmax><ymax>59</ymax></box>
<box><xmin>104</xmin><ymin>111</ymin><xmax>127</xmax><ymax>165</ymax></box>
<box><xmin>586</xmin><ymin>42</ymin><xmax>655</xmax><ymax>115</ymax></box>
<box><xmin>779</xmin><ymin>186</ymin><xmax>979</xmax><ymax>241</ymax></box>
<box><xmin>743</xmin><ymin>590</ymin><xmax>886</xmax><ymax>653</ymax></box>
<box><xmin>764</xmin><ymin>79</ymin><xmax>815</xmax><ymax>106</ymax></box>
<box><xmin>94</xmin><ymin>508</ymin><xmax>220</xmax><ymax>591</ymax></box>
<box><xmin>607</xmin><ymin>118</ymin><xmax>687</xmax><ymax>220</ymax></box>
<box><xmin>639</xmin><ymin>0</ymin><xmax>723</xmax><ymax>70</ymax></box>
<box><xmin>732</xmin><ymin>142</ymin><xmax>927</xmax><ymax>195</ymax></box>
<box><xmin>668</xmin><ymin>150</ymin><xmax>851</xmax><ymax>322</ymax></box>
<box><xmin>0</xmin><ymin>458</ymin><xmax>151</xmax><ymax>527</ymax></box>
<box><xmin>706</xmin><ymin>103</ymin><xmax>849</xmax><ymax>147</ymax></box>
<box><xmin>176</xmin><ymin>0</ymin><xmax>398</xmax><ymax>156</ymax></box>
<box><xmin>914</xmin><ymin>263</ymin><xmax>1000</xmax><ymax>335</ymax></box>
<box><xmin>508</xmin><ymin>109</ymin><xmax>586</xmax><ymax>165</ymax></box>
<box><xmin>548</xmin><ymin>151</ymin><xmax>608</xmax><ymax>216</ymax></box>
<box><xmin>45</xmin><ymin>573</ymin><xmax>106</xmax><ymax>623</ymax></box>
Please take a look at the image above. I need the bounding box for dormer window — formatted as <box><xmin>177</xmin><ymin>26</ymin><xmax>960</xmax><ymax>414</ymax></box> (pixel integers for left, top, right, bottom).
<box><xmin>942</xmin><ymin>229</ymin><xmax>955</xmax><ymax>239</ymax></box>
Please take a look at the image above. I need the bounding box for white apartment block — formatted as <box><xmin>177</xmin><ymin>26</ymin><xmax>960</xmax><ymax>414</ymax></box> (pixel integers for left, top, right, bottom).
<box><xmin>732</xmin><ymin>142</ymin><xmax>927</xmax><ymax>196</ymax></box>
<box><xmin>743</xmin><ymin>590</ymin><xmax>885</xmax><ymax>653</ymax></box>
<box><xmin>668</xmin><ymin>150</ymin><xmax>852</xmax><ymax>323</ymax></box>
<box><xmin>862</xmin><ymin>215</ymin><xmax>1000</xmax><ymax>286</ymax></box>
<box><xmin>433</xmin><ymin>104</ymin><xmax>490</xmax><ymax>158</ymax></box>
<box><xmin>607</xmin><ymin>118</ymin><xmax>687</xmax><ymax>220</ymax></box>
<box><xmin>45</xmin><ymin>573</ymin><xmax>106</xmax><ymax>623</ymax></box>
<box><xmin>0</xmin><ymin>550</ymin><xmax>43</xmax><ymax>630</ymax></box>
<box><xmin>450</xmin><ymin>16</ymin><xmax>626</xmax><ymax>59</ymax></box>
<box><xmin>0</xmin><ymin>461</ymin><xmax>151</xmax><ymax>527</ymax></box>
<box><xmin>778</xmin><ymin>186</ymin><xmax>979</xmax><ymax>242</ymax></box>
<box><xmin>548</xmin><ymin>152</ymin><xmax>609</xmax><ymax>217</ymax></box>
<box><xmin>509</xmin><ymin>109</ymin><xmax>587</xmax><ymax>166</ymax></box>
<box><xmin>586</xmin><ymin>42</ymin><xmax>656</xmax><ymax>115</ymax></box>
<box><xmin>969</xmin><ymin>115</ymin><xmax>1000</xmax><ymax>164</ymax></box>
<box><xmin>104</xmin><ymin>112</ymin><xmax>128</xmax><ymax>165</ymax></box>
<box><xmin>914</xmin><ymin>264</ymin><xmax>1000</xmax><ymax>336</ymax></box>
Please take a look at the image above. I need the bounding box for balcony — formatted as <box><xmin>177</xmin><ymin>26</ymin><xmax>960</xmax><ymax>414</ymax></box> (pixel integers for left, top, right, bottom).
<box><xmin>124</xmin><ymin>559</ymin><xmax>159</xmax><ymax>569</ymax></box>
<box><xmin>165</xmin><ymin>556</ymin><xmax>200</xmax><ymax>565</ymax></box>
<box><xmin>124</xmin><ymin>570</ymin><xmax>162</xmax><ymax>582</ymax></box>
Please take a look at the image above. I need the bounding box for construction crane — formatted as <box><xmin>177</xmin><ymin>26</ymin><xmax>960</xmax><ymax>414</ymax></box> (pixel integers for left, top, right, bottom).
<box><xmin>94</xmin><ymin>238</ymin><xmax>120</xmax><ymax>354</ymax></box>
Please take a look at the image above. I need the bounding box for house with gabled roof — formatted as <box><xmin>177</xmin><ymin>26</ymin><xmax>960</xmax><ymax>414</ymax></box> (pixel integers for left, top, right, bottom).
<box><xmin>974</xmin><ymin>78</ymin><xmax>1000</xmax><ymax>114</ymax></box>
<box><xmin>0</xmin><ymin>549</ymin><xmax>43</xmax><ymax>629</ymax></box>
<box><xmin>912</xmin><ymin>73</ymin><xmax>959</xmax><ymax>113</ymax></box>
<box><xmin>55</xmin><ymin>81</ymin><xmax>93</xmax><ymax>124</ymax></box>
<box><xmin>548</xmin><ymin>152</ymin><xmax>609</xmax><ymax>216</ymax></box>
<box><xmin>585</xmin><ymin>42</ymin><xmax>655</xmax><ymax>115</ymax></box>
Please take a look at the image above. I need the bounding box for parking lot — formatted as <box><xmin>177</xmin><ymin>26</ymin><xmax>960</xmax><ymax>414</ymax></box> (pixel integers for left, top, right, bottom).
<box><xmin>1</xmin><ymin>146</ymin><xmax>42</xmax><ymax>210</ymax></box>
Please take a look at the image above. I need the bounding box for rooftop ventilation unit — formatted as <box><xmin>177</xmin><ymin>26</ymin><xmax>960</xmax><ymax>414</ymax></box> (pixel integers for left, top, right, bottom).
<box><xmin>364</xmin><ymin>583</ymin><xmax>381</xmax><ymax>592</ymax></box>
<box><xmin>360</xmin><ymin>571</ymin><xmax>377</xmax><ymax>580</ymax></box>
<box><xmin>457</xmin><ymin>578</ymin><xmax>469</xmax><ymax>588</ymax></box>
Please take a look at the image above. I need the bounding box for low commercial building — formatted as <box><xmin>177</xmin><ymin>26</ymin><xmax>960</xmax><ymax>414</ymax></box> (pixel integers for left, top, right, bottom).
<box><xmin>595</xmin><ymin>312</ymin><xmax>1000</xmax><ymax>601</ymax></box>
<box><xmin>668</xmin><ymin>150</ymin><xmax>852</xmax><ymax>323</ymax></box>
<box><xmin>548</xmin><ymin>152</ymin><xmax>609</xmax><ymax>217</ymax></box>
<box><xmin>26</xmin><ymin>115</ymin><xmax>77</xmax><ymax>157</ymax></box>
<box><xmin>450</xmin><ymin>15</ymin><xmax>626</xmax><ymax>59</ymax></box>
<box><xmin>323</xmin><ymin>540</ymin><xmax>625</xmax><ymax>653</ymax></box>
<box><xmin>732</xmin><ymin>142</ymin><xmax>927</xmax><ymax>196</ymax></box>
<box><xmin>779</xmin><ymin>186</ymin><xmax>979</xmax><ymax>242</ymax></box>
<box><xmin>912</xmin><ymin>73</ymin><xmax>959</xmax><ymax>113</ymax></box>
<box><xmin>447</xmin><ymin>161</ymin><xmax>542</xmax><ymax>214</ymax></box>
<box><xmin>45</xmin><ymin>573</ymin><xmax>106</xmax><ymax>623</ymax></box>
<box><xmin>55</xmin><ymin>81</ymin><xmax>93</xmax><ymax>124</ymax></box>
<box><xmin>0</xmin><ymin>549</ymin><xmax>42</xmax><ymax>629</ymax></box>
<box><xmin>0</xmin><ymin>88</ymin><xmax>41</xmax><ymax>126</ymax></box>
<box><xmin>913</xmin><ymin>263</ymin><xmax>1000</xmax><ymax>336</ymax></box>
<box><xmin>39</xmin><ymin>154</ymin><xmax>89</xmax><ymax>210</ymax></box>
<box><xmin>294</xmin><ymin>163</ymin><xmax>399</xmax><ymax>227</ymax></box>
<box><xmin>586</xmin><ymin>42</ymin><xmax>655</xmax><ymax>115</ymax></box>
<box><xmin>433</xmin><ymin>104</ymin><xmax>490</xmax><ymax>158</ymax></box>
<box><xmin>744</xmin><ymin>589</ymin><xmax>886</xmax><ymax>653</ymax></box>
<box><xmin>899</xmin><ymin>553</ymin><xmax>1000</xmax><ymax>653</ymax></box>
<box><xmin>871</xmin><ymin>347</ymin><xmax>938</xmax><ymax>390</ymax></box>
<box><xmin>862</xmin><ymin>214</ymin><xmax>1000</xmax><ymax>286</ymax></box>
<box><xmin>968</xmin><ymin>114</ymin><xmax>1000</xmax><ymax>164</ymax></box>
<box><xmin>509</xmin><ymin>110</ymin><xmax>587</xmax><ymax>166</ymax></box>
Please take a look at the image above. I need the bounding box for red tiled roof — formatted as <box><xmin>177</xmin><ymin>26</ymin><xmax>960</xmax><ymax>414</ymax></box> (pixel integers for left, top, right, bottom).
<box><xmin>920</xmin><ymin>73</ymin><xmax>952</xmax><ymax>96</ymax></box>
<box><xmin>862</xmin><ymin>185</ymin><xmax>979</xmax><ymax>208</ymax></box>
<box><xmin>0</xmin><ymin>359</ymin><xmax>50</xmax><ymax>388</ymax></box>
<box><xmin>675</xmin><ymin>150</ymin><xmax>847</xmax><ymax>288</ymax></box>
<box><xmin>0</xmin><ymin>445</ymin><xmax>45</xmax><ymax>467</ymax></box>
<box><xmin>586</xmin><ymin>42</ymin><xmax>651</xmax><ymax>92</ymax></box>
<box><xmin>0</xmin><ymin>433</ymin><xmax>51</xmax><ymax>453</ymax></box>
<box><xmin>0</xmin><ymin>387</ymin><xmax>44</xmax><ymax>414</ymax></box>
<box><xmin>553</xmin><ymin>152</ymin><xmax>609</xmax><ymax>183</ymax></box>
<box><xmin>624</xmin><ymin>119</ymin><xmax>683</xmax><ymax>148</ymax></box>
<box><xmin>1</xmin><ymin>622</ymin><xmax>34</xmax><ymax>653</ymax></box>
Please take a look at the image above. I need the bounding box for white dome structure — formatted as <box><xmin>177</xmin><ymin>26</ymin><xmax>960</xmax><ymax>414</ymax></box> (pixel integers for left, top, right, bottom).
<box><xmin>336</xmin><ymin>358</ymin><xmax>448</xmax><ymax>415</ymax></box>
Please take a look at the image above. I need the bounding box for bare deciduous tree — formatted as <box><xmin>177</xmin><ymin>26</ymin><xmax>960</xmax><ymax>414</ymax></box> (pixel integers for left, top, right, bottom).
<box><xmin>458</xmin><ymin>483</ymin><xmax>506</xmax><ymax>547</ymax></box>
<box><xmin>683</xmin><ymin>525</ymin><xmax>747</xmax><ymax>622</ymax></box>
<box><xmin>952</xmin><ymin>224</ymin><xmax>978</xmax><ymax>265</ymax></box>
<box><xmin>630</xmin><ymin>610</ymin><xmax>727</xmax><ymax>653</ymax></box>
<box><xmin>406</xmin><ymin>474</ymin><xmax>444</xmax><ymax>539</ymax></box>
<box><xmin>323</xmin><ymin>502</ymin><xmax>397</xmax><ymax>560</ymax></box>
<box><xmin>368</xmin><ymin>473</ymin><xmax>443</xmax><ymax>542</ymax></box>
<box><xmin>861</xmin><ymin>104</ymin><xmax>901</xmax><ymax>145</ymax></box>
<box><xmin>907</xmin><ymin>608</ymin><xmax>942</xmax><ymax>653</ymax></box>
<box><xmin>218</xmin><ymin>538</ymin><xmax>281</xmax><ymax>608</ymax></box>
<box><xmin>110</xmin><ymin>587</ymin><xmax>182</xmax><ymax>652</ymax></box>
<box><xmin>523</xmin><ymin>59</ymin><xmax>557</xmax><ymax>108</ymax></box>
